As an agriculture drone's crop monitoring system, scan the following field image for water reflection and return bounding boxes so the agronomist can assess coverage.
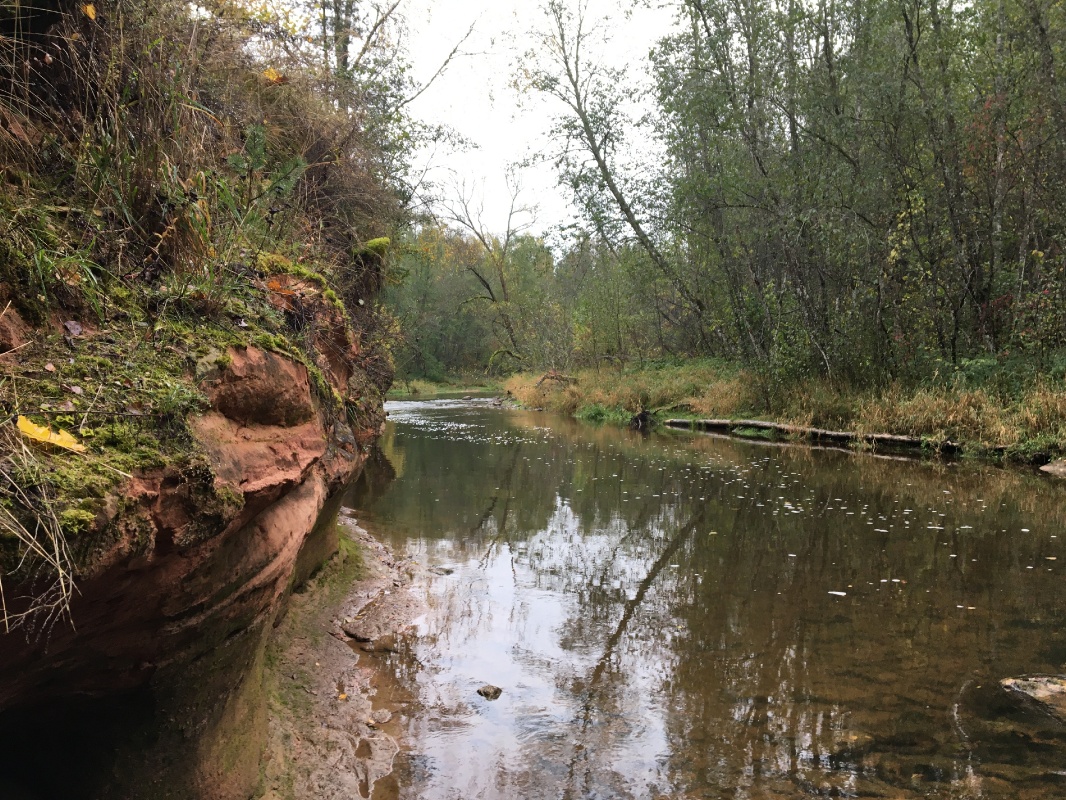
[352,399,1066,799]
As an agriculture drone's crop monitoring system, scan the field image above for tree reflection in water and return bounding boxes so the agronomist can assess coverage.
[349,399,1066,800]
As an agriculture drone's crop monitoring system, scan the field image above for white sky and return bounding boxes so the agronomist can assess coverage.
[401,0,677,238]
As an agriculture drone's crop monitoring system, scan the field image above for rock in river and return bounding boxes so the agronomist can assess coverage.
[1000,675,1066,721]
[477,684,503,700]
[1040,459,1066,477]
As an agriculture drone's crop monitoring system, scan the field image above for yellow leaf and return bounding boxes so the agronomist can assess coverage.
[17,416,87,453]
[81,4,97,20]
[262,67,286,85]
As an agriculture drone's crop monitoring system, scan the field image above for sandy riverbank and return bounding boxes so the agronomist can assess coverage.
[260,515,426,800]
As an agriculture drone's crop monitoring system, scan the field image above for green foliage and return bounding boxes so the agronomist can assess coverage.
[461,0,1066,403]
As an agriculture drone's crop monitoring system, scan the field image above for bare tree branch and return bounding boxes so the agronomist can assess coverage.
[399,19,479,109]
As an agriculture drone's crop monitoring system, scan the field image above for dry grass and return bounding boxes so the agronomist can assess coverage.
[507,362,1066,460]
[0,421,75,634]
[506,361,754,417]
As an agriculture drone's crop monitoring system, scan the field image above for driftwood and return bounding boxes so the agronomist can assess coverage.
[663,418,961,453]
[629,410,652,431]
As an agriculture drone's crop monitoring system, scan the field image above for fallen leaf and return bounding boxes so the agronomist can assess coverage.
[266,277,297,296]
[338,693,348,701]
[44,363,56,373]
[67,385,84,396]
[63,320,83,337]
[16,416,87,453]
[81,4,96,20]
[262,67,287,85]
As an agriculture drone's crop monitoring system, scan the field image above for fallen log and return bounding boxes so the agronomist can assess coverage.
[663,418,961,453]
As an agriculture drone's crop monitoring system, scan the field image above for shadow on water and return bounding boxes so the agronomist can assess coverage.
[352,399,1066,799]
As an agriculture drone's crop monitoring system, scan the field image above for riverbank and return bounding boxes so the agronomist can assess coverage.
[505,361,1066,463]
[261,515,425,800]
[387,376,501,399]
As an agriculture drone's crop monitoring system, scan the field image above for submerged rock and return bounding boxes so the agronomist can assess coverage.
[1040,459,1066,477]
[1001,675,1066,721]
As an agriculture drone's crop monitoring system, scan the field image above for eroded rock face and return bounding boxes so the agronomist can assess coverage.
[201,347,316,427]
[0,345,384,800]
[0,306,30,357]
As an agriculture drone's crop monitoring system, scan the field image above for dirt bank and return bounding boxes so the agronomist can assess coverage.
[261,515,426,800]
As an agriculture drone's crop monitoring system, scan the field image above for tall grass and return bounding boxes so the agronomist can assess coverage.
[0,0,399,323]
[506,361,1066,460]
[0,422,75,633]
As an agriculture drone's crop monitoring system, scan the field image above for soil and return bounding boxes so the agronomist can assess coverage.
[259,515,426,800]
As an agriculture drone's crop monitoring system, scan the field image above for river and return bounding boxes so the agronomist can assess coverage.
[348,398,1066,800]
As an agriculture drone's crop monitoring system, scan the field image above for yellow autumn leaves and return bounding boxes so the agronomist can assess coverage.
[262,67,287,85]
[15,416,87,454]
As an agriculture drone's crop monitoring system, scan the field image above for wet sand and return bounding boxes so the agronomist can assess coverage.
[260,516,425,800]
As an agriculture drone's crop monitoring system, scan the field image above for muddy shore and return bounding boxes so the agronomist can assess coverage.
[260,515,425,800]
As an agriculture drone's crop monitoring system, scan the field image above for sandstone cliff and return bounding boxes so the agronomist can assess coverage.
[0,324,387,799]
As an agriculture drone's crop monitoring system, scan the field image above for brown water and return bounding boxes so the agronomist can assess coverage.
[351,399,1066,800]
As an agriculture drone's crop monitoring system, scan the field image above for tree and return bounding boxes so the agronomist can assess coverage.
[440,173,536,365]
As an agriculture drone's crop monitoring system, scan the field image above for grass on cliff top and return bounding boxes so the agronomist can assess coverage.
[0,246,364,544]
[505,359,1066,462]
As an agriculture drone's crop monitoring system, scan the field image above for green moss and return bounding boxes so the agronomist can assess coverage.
[58,507,98,536]
[251,332,289,353]
[359,237,390,257]
[322,287,344,310]
[214,484,246,517]
[257,252,321,285]
[255,252,296,274]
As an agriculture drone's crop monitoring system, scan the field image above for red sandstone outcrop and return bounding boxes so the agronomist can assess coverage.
[0,344,385,800]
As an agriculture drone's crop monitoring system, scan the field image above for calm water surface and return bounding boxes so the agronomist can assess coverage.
[351,399,1066,800]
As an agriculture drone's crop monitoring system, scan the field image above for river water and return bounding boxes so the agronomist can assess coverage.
[350,398,1066,800]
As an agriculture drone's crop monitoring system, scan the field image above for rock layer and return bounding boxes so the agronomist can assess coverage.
[0,345,382,800]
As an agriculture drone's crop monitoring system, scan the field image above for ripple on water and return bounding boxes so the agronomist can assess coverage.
[351,401,1066,800]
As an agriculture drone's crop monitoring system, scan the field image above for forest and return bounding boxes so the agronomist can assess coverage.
[388,0,1066,438]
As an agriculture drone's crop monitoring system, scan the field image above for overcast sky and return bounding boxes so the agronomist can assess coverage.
[400,0,676,238]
